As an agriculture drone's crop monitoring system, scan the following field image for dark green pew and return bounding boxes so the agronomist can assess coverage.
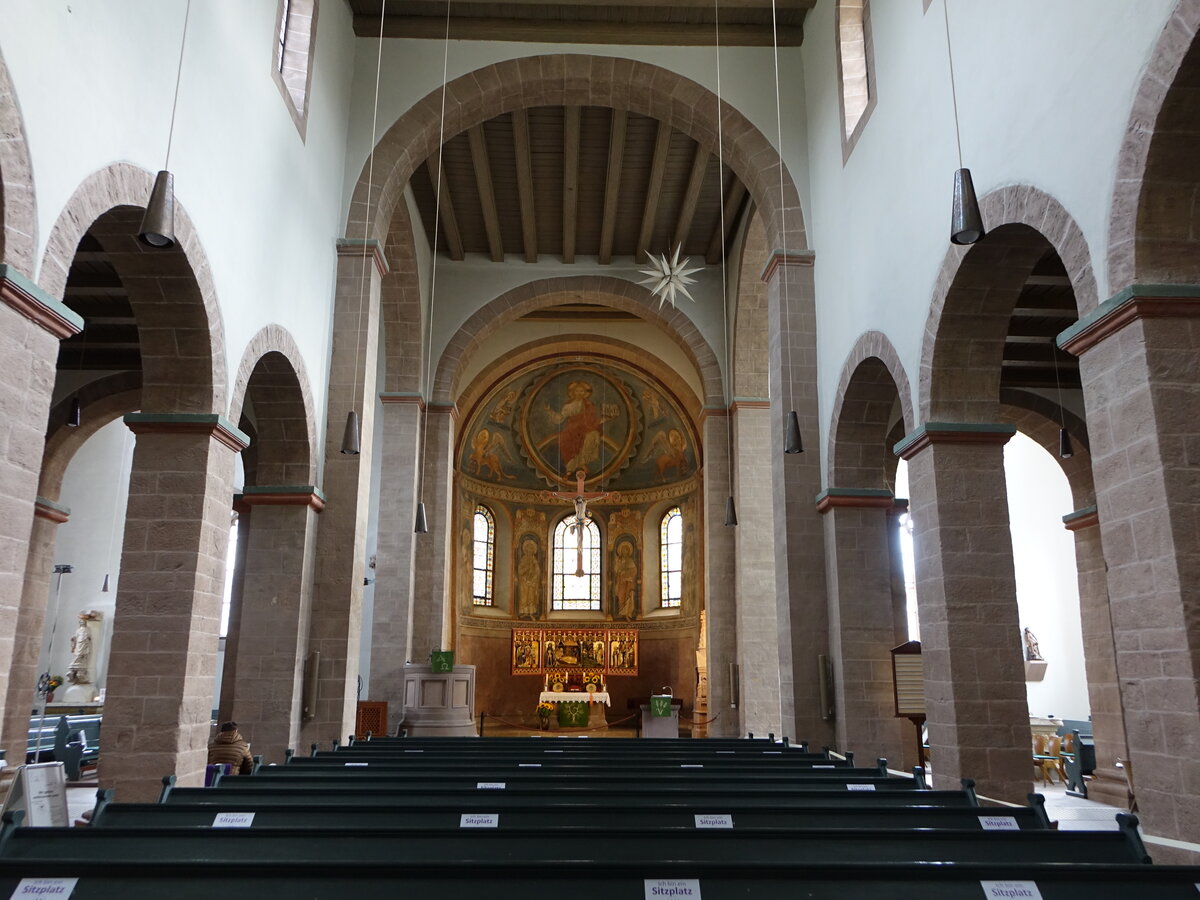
[280,754,879,776]
[6,859,1200,900]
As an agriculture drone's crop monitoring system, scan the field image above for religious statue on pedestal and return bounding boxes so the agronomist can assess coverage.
[67,610,101,686]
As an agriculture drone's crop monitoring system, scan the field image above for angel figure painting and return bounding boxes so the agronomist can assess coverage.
[641,427,690,482]
[468,427,518,481]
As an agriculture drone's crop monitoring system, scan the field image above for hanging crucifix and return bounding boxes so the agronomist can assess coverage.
[542,469,620,577]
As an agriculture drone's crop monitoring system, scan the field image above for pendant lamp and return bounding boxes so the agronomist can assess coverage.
[67,395,82,428]
[1051,335,1073,460]
[139,2,191,248]
[724,495,738,528]
[1058,428,1074,460]
[340,409,361,455]
[943,1,985,245]
[784,410,803,454]
[414,501,429,534]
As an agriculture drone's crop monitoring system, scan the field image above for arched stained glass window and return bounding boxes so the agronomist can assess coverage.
[552,515,601,611]
[660,507,683,608]
[472,505,495,606]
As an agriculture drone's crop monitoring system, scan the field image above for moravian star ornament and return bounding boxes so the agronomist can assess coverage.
[639,245,702,308]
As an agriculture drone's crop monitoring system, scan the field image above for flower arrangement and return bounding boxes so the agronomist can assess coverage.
[536,702,554,719]
[46,675,63,691]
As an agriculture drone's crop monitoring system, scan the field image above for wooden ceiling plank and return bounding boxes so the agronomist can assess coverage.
[672,144,710,251]
[598,109,628,265]
[563,105,581,264]
[636,121,673,262]
[358,17,805,46]
[468,124,506,262]
[705,178,746,264]
[511,109,539,263]
[426,157,465,261]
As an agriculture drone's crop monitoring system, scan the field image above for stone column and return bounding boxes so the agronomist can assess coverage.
[701,410,737,737]
[0,268,82,744]
[410,403,456,664]
[304,241,384,749]
[1060,288,1200,844]
[732,402,782,737]
[100,414,245,802]
[224,487,322,766]
[1062,506,1130,808]
[0,499,69,767]
[896,423,1032,803]
[818,489,908,767]
[370,394,422,715]
[764,251,829,745]
[216,500,251,722]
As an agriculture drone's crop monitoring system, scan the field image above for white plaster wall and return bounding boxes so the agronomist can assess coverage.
[802,0,1175,473]
[0,0,358,470]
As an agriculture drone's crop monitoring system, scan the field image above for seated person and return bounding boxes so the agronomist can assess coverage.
[207,721,253,775]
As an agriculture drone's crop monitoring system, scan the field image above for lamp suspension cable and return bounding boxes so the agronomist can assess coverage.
[1051,336,1073,460]
[138,0,191,248]
[713,0,736,528]
[942,0,985,245]
[414,0,453,534]
[341,0,388,455]
[771,0,801,455]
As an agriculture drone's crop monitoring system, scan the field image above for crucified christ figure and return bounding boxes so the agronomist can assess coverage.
[542,469,620,576]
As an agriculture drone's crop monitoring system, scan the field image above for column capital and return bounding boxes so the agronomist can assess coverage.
[760,249,816,283]
[427,401,459,421]
[730,398,770,414]
[1063,505,1099,532]
[380,392,425,409]
[34,496,70,523]
[893,422,1016,460]
[123,413,250,452]
[1058,284,1200,356]
[815,488,895,514]
[0,264,83,339]
[335,238,390,277]
[238,485,326,512]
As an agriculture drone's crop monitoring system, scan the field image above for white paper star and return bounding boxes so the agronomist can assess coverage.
[638,245,702,308]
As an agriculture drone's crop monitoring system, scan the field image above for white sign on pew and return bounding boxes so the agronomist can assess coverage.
[979,815,1020,831]
[212,812,255,828]
[694,814,733,829]
[460,813,499,828]
[979,881,1043,899]
[1,763,69,827]
[344,762,368,767]
[645,878,701,898]
[477,782,506,790]
[846,783,876,791]
[10,877,78,898]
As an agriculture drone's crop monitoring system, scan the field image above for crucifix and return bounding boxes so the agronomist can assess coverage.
[542,469,620,576]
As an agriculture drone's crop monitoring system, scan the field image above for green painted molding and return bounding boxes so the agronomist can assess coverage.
[0,264,85,332]
[1062,505,1098,525]
[123,413,251,449]
[1058,283,1200,347]
[815,488,894,502]
[242,485,326,502]
[893,422,1016,458]
[35,496,71,516]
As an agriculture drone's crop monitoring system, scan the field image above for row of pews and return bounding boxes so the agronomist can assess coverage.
[2,734,1200,897]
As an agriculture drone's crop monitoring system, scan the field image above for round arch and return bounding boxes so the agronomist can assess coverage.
[0,47,36,273]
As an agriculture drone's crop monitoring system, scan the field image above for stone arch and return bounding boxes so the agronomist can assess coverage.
[919,185,1099,422]
[1108,2,1200,289]
[733,211,770,400]
[229,325,318,486]
[997,391,1094,511]
[432,276,724,408]
[37,163,226,414]
[38,372,142,502]
[827,331,913,490]
[0,47,36,273]
[348,55,806,255]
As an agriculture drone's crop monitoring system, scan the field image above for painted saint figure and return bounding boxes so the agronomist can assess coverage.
[543,380,617,476]
[614,542,638,620]
[517,539,542,619]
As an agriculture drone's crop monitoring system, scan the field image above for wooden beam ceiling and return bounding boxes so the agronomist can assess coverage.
[468,124,505,262]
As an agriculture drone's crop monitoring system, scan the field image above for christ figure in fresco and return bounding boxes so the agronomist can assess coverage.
[543,380,617,476]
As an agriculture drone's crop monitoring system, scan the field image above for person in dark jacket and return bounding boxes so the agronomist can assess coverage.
[207,721,253,775]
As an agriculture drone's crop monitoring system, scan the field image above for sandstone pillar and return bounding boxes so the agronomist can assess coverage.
[897,423,1032,803]
[1061,287,1200,842]
[701,411,737,737]
[101,414,245,801]
[818,490,909,767]
[410,403,457,663]
[0,268,81,746]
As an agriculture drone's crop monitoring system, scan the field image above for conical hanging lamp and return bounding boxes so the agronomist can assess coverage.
[784,409,803,454]
[1051,336,1073,460]
[101,573,110,593]
[943,0,985,246]
[67,395,82,428]
[139,2,190,248]
[1058,428,1074,460]
[340,409,361,455]
[724,495,738,528]
[414,501,429,534]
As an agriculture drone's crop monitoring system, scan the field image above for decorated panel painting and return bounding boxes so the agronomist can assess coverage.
[510,628,638,676]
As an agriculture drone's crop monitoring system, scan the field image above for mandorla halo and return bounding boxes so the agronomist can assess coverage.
[638,245,702,308]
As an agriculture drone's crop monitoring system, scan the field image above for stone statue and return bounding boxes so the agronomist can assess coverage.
[1023,627,1043,661]
[517,539,541,619]
[67,611,98,685]
[614,542,637,620]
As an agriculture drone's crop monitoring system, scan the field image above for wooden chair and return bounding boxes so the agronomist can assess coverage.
[1032,734,1059,784]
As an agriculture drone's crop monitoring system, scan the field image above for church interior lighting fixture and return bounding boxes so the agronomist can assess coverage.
[138,0,191,248]
[639,245,702,308]
[943,0,985,245]
[414,0,454,533]
[1051,335,1073,460]
[341,0,389,456]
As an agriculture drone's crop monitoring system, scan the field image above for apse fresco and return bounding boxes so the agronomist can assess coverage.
[461,362,696,491]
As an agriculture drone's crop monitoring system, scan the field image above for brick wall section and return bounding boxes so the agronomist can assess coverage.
[380,204,423,394]
[0,49,36,274]
[100,424,241,802]
[902,435,1033,803]
[370,397,422,713]
[304,250,381,749]
[410,406,456,662]
[822,504,908,766]
[227,498,318,765]
[826,332,913,484]
[733,215,769,399]
[766,254,830,745]
[701,412,737,737]
[1072,311,1200,843]
[732,404,782,737]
